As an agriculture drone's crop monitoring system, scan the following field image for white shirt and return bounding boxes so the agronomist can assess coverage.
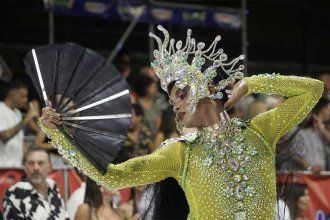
[0,102,24,167]
[274,199,291,220]
[299,129,326,170]
[3,178,67,220]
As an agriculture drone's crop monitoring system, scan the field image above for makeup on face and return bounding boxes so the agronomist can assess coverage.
[169,86,189,106]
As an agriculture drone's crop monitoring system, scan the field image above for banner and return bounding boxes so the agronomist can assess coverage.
[293,174,330,220]
[44,0,241,29]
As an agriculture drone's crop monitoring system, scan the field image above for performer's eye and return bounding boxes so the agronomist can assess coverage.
[169,87,189,105]
[177,91,187,100]
[176,87,189,101]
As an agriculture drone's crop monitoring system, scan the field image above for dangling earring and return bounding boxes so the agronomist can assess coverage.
[175,117,183,133]
[219,110,231,133]
[221,110,231,123]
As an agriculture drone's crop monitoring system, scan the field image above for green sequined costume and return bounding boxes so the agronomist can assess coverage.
[40,74,323,220]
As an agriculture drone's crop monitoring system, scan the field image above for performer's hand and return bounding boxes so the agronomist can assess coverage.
[224,79,248,110]
[41,107,62,129]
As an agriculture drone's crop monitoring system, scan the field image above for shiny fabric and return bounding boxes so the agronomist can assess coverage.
[40,74,323,220]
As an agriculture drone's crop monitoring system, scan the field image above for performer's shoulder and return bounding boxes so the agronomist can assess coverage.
[158,131,198,149]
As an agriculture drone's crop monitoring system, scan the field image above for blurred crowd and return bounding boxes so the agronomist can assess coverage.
[1,52,330,219]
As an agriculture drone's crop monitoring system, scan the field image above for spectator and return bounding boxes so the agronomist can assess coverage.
[287,183,310,220]
[318,72,330,100]
[139,66,159,83]
[117,103,144,160]
[247,98,268,119]
[34,129,66,167]
[66,170,87,220]
[120,186,152,220]
[274,183,291,220]
[2,148,66,219]
[115,52,131,80]
[275,199,291,220]
[153,108,179,149]
[0,80,38,167]
[133,75,162,152]
[74,177,124,220]
[298,97,330,172]
[139,66,169,111]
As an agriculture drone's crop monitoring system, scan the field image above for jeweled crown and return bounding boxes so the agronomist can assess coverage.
[149,25,245,112]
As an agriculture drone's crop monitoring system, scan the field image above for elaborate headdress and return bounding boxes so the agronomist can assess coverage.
[149,25,245,113]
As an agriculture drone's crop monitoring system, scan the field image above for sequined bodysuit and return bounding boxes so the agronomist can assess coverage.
[41,75,323,220]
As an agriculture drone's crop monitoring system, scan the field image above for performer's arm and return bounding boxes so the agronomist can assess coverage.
[244,74,323,149]
[40,122,185,189]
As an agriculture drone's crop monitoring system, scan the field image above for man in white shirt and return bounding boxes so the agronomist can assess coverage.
[0,80,38,167]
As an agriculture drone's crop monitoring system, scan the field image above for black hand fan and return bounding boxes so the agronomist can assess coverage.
[23,42,132,174]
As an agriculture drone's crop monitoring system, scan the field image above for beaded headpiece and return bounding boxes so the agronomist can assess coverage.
[149,25,245,113]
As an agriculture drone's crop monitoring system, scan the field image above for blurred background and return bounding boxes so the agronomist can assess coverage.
[1,0,330,81]
[1,1,330,219]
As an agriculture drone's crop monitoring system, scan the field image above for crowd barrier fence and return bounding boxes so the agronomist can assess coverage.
[1,168,329,219]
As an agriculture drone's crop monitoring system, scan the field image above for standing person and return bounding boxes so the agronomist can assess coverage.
[0,80,38,167]
[40,26,323,219]
[2,148,66,219]
[119,103,145,159]
[133,75,162,152]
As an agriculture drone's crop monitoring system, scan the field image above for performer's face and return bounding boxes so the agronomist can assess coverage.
[169,85,206,128]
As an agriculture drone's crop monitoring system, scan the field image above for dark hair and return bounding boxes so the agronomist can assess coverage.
[84,178,104,212]
[275,115,309,219]
[0,79,27,100]
[132,103,144,116]
[141,178,189,220]
[159,108,177,140]
[23,147,51,164]
[133,75,156,97]
[287,183,308,219]
[303,97,330,128]
[140,82,190,220]
[142,79,233,220]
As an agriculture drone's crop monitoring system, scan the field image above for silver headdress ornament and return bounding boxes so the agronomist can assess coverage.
[149,25,245,113]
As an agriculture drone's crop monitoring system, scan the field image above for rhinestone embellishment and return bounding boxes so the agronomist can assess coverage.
[197,116,258,217]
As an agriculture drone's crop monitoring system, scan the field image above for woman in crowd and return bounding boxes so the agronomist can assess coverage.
[133,75,162,153]
[40,26,323,219]
[74,177,125,220]
[287,183,310,220]
[152,108,180,150]
[298,97,330,173]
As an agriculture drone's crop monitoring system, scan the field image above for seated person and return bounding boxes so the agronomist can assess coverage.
[2,148,66,219]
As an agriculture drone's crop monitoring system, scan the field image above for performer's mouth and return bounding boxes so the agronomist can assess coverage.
[177,112,185,121]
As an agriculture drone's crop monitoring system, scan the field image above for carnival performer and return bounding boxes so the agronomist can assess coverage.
[39,26,323,219]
